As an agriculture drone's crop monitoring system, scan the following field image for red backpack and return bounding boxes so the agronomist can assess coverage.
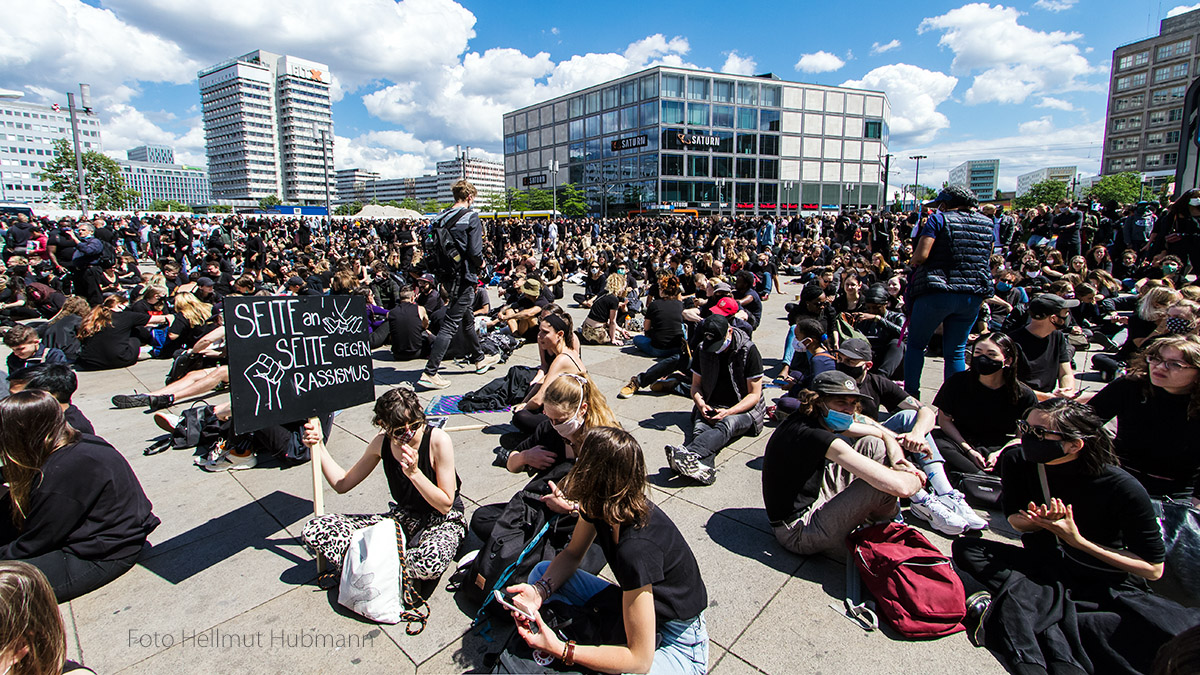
[847,522,966,639]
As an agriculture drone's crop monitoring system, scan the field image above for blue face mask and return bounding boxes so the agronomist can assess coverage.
[996,281,1012,292]
[823,408,855,432]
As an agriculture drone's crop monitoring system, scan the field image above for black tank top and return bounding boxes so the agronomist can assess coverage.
[381,424,463,517]
[388,303,425,353]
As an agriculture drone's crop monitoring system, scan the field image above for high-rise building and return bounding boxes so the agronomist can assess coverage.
[198,50,333,207]
[335,168,380,204]
[434,156,504,203]
[1016,165,1078,197]
[0,90,103,204]
[1104,7,1200,186]
[118,145,210,210]
[127,144,174,164]
[503,66,890,215]
[947,159,1000,201]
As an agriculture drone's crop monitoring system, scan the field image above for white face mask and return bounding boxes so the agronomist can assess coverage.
[1190,198,1200,207]
[552,399,585,438]
[715,336,732,354]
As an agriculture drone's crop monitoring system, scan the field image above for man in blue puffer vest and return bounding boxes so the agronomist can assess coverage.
[903,185,996,396]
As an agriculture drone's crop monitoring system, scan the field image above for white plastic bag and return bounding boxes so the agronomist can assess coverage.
[338,519,406,624]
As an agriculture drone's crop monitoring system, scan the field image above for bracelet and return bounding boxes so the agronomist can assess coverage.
[562,640,576,666]
[534,578,552,602]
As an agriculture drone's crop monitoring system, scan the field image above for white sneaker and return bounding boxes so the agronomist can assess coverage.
[908,494,969,536]
[940,491,989,531]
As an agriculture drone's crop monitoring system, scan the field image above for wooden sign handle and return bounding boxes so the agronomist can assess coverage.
[309,416,327,573]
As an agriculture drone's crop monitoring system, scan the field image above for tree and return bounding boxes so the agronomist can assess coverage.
[334,201,363,216]
[1013,179,1069,210]
[420,198,445,214]
[526,187,553,211]
[506,187,529,213]
[481,190,507,215]
[206,204,232,213]
[149,198,189,212]
[38,138,139,210]
[258,194,283,211]
[398,197,421,212]
[1083,172,1143,205]
[557,182,587,217]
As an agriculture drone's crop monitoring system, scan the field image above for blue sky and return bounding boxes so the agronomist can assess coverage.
[1,0,1190,191]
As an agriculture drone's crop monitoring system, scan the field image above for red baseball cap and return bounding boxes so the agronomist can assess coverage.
[712,297,739,317]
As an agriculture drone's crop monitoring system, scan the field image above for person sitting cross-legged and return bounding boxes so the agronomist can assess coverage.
[664,314,765,485]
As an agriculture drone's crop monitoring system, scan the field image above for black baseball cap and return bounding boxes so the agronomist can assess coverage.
[924,184,979,209]
[699,314,731,353]
[811,370,870,399]
[1029,293,1079,315]
[286,276,304,287]
[836,338,873,361]
[196,277,215,288]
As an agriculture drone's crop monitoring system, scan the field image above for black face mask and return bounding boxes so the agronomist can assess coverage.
[971,355,1004,375]
[836,362,866,380]
[1021,435,1068,463]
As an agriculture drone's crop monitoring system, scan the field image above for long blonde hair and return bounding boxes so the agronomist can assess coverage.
[173,291,212,328]
[543,373,620,430]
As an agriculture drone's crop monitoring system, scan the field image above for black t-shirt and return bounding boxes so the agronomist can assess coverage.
[77,311,149,370]
[645,298,685,350]
[1009,326,1068,392]
[1000,449,1164,586]
[933,371,1038,447]
[585,503,707,625]
[0,434,159,561]
[587,293,621,323]
[694,341,763,408]
[762,414,836,523]
[736,289,763,327]
[856,372,909,420]
[64,404,95,435]
[1089,376,1200,499]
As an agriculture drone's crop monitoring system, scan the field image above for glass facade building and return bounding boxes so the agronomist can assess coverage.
[502,66,890,215]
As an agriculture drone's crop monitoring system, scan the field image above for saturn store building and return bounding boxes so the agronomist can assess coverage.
[502,65,891,216]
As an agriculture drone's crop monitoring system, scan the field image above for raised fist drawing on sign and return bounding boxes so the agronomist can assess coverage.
[247,353,286,415]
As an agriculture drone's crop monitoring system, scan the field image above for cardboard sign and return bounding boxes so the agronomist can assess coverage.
[223,295,375,435]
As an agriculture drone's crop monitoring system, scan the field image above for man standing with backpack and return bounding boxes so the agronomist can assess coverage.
[419,180,500,390]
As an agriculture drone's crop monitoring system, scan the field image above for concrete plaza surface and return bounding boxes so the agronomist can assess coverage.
[15,283,1027,674]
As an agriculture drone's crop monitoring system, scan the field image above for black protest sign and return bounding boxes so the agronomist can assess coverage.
[223,295,375,435]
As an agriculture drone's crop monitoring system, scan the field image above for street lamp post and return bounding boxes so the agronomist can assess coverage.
[313,122,332,221]
[910,155,927,208]
[548,160,559,217]
[67,84,92,218]
[716,178,726,219]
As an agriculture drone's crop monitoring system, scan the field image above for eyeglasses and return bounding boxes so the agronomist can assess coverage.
[1147,354,1198,372]
[1016,420,1075,441]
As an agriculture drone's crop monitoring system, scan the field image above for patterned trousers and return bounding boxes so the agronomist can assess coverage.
[301,506,466,580]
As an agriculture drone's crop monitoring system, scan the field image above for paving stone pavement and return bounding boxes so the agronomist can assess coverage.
[3,280,1106,674]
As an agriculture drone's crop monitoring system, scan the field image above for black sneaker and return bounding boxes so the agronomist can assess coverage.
[112,393,151,409]
[147,394,175,411]
[964,591,992,647]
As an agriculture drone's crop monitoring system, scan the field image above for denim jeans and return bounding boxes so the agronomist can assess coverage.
[633,335,681,359]
[903,292,985,396]
[879,408,944,472]
[685,409,757,466]
[529,561,709,675]
[424,282,480,375]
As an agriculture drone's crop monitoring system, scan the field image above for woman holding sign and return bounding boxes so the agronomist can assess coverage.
[300,387,466,581]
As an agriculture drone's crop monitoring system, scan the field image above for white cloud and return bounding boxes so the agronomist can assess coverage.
[1034,0,1076,11]
[0,0,200,105]
[918,3,1099,105]
[550,27,559,35]
[841,64,958,145]
[795,51,846,73]
[1018,115,1054,134]
[1036,96,1076,111]
[1167,3,1200,17]
[721,51,757,76]
[896,120,1102,191]
[363,33,699,146]
[871,39,902,55]
[100,104,207,165]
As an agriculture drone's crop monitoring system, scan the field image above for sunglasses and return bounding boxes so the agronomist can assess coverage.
[387,422,421,439]
[1016,420,1077,441]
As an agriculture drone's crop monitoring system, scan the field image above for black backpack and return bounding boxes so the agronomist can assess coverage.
[422,209,468,279]
[457,461,605,615]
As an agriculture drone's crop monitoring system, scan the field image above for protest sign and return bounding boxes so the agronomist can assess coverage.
[224,295,375,436]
